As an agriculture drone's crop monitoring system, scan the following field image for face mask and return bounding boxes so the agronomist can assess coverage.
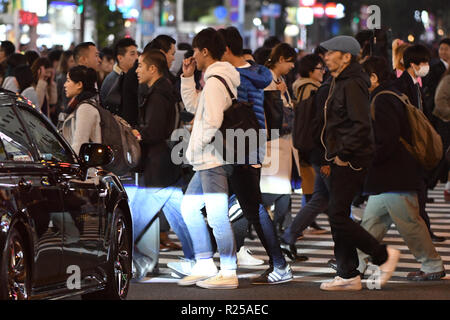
[415,64,430,78]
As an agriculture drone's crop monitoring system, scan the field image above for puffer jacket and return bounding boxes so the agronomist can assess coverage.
[236,61,272,163]
[322,62,374,169]
[236,62,272,130]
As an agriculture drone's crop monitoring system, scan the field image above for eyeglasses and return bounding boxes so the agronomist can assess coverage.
[314,66,326,71]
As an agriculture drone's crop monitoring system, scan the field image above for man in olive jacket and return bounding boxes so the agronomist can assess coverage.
[318,36,400,291]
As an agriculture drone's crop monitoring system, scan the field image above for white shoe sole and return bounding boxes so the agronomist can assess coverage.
[178,275,216,286]
[320,283,362,291]
[196,282,239,289]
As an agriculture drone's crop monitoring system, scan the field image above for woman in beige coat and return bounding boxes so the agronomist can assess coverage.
[31,57,57,120]
[61,66,101,155]
[260,43,299,233]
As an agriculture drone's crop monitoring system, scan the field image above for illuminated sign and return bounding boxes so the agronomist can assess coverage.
[23,0,48,17]
[19,10,39,26]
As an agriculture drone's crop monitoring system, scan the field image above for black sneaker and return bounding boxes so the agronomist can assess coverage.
[280,239,308,262]
[251,265,293,285]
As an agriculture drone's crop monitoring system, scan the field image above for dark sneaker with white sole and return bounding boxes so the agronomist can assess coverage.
[251,265,293,285]
[406,270,446,281]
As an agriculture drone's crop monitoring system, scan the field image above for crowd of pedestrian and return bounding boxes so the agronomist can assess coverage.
[0,27,448,291]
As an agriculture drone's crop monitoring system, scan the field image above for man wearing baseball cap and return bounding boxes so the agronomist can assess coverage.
[318,35,400,291]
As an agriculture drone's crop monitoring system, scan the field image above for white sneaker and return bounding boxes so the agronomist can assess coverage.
[196,271,239,289]
[379,247,400,286]
[237,246,264,266]
[320,276,362,291]
[167,258,195,276]
[177,259,218,286]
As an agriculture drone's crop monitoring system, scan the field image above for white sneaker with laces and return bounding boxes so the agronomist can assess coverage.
[320,276,362,291]
[237,246,264,266]
[177,259,218,286]
[196,271,239,289]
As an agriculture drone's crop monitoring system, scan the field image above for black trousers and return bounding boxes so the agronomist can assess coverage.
[229,165,285,268]
[328,165,388,279]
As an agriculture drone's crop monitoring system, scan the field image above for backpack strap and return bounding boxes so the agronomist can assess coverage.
[370,90,412,120]
[296,82,319,103]
[212,75,236,102]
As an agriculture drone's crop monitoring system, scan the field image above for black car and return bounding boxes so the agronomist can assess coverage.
[0,90,133,300]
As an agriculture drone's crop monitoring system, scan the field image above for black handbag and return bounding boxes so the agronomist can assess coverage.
[263,90,284,140]
[212,75,261,164]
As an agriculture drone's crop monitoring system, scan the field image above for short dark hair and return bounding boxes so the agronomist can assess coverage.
[24,50,40,67]
[218,26,243,56]
[298,54,324,78]
[403,44,430,69]
[48,49,63,64]
[100,47,114,61]
[265,43,296,69]
[7,53,27,69]
[73,42,96,63]
[263,36,281,49]
[145,35,176,53]
[141,49,167,74]
[362,56,394,84]
[439,38,450,47]
[192,28,226,61]
[13,65,34,93]
[114,38,137,61]
[178,42,192,51]
[254,47,271,66]
[1,41,15,57]
[68,65,98,93]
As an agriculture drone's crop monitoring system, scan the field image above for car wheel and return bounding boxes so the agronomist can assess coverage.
[82,208,132,300]
[0,228,30,300]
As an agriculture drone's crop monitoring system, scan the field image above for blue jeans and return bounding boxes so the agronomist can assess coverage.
[181,166,237,271]
[127,179,195,261]
[282,165,330,245]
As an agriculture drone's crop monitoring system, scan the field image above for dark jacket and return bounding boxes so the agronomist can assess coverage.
[394,70,432,119]
[122,60,140,127]
[236,61,272,130]
[139,77,181,188]
[363,81,421,194]
[323,62,374,169]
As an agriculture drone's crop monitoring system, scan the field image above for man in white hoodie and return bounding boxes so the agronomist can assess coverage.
[178,28,241,289]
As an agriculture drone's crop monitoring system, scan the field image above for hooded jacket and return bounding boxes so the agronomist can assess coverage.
[139,77,181,188]
[322,62,374,169]
[292,77,321,103]
[181,61,240,171]
[236,61,272,163]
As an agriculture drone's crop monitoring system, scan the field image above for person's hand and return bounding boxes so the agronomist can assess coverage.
[320,165,331,177]
[182,57,196,78]
[132,129,142,141]
[276,81,287,95]
[334,156,349,167]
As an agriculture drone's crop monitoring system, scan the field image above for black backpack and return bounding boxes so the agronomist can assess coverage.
[212,75,261,165]
[292,84,320,157]
[83,97,141,176]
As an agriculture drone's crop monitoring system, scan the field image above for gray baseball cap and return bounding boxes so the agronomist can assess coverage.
[320,36,361,56]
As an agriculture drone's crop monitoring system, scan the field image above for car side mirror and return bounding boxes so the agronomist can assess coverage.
[79,143,114,168]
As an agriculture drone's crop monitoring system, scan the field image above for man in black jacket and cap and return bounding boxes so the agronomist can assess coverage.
[318,36,400,291]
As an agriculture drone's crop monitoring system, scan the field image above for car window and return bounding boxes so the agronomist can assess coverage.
[17,106,77,164]
[0,106,34,162]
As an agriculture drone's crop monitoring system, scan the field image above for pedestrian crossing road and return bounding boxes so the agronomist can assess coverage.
[136,185,450,289]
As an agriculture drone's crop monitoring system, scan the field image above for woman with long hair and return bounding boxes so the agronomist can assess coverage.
[56,50,75,111]
[60,66,101,155]
[30,57,57,120]
[260,43,303,243]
